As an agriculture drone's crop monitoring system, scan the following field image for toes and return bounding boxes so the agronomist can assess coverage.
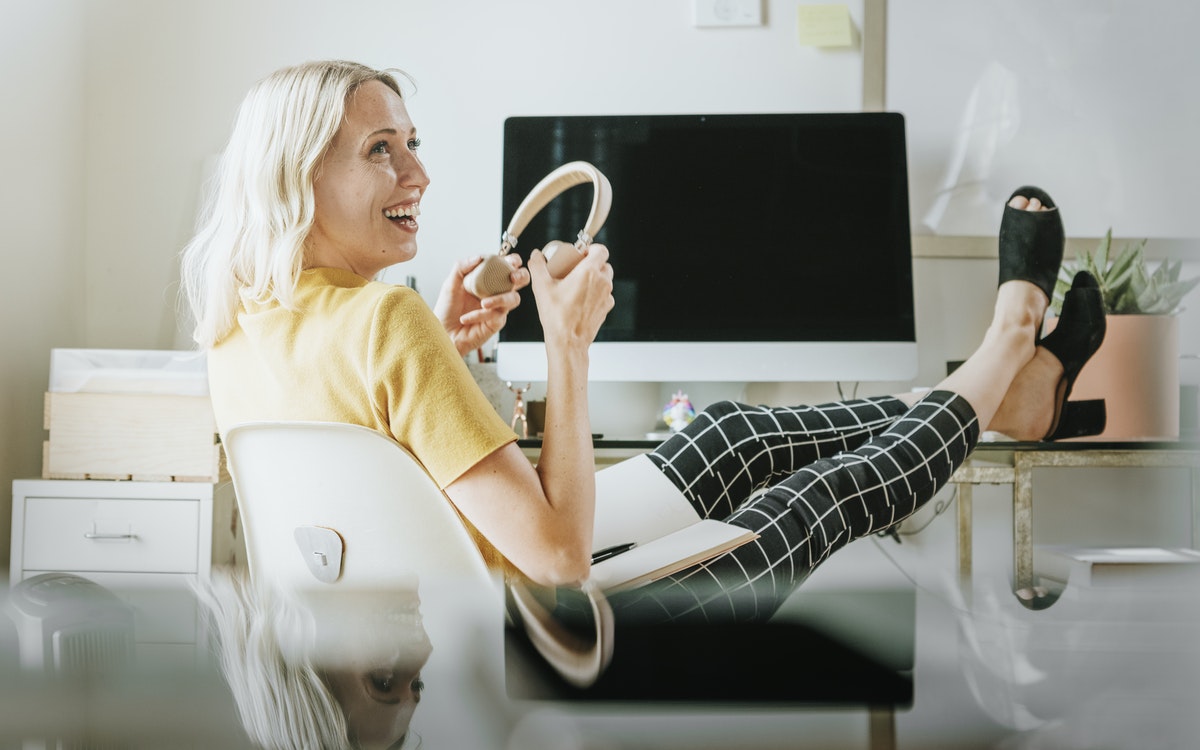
[1006,195,1050,212]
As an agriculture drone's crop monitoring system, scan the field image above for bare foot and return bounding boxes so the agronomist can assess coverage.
[987,347,1065,440]
[998,194,1054,318]
[987,193,1063,439]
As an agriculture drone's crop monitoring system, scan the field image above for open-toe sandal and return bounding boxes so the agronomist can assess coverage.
[998,185,1064,301]
[1039,270,1107,441]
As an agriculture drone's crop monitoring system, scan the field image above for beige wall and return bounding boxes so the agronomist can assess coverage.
[0,0,87,569]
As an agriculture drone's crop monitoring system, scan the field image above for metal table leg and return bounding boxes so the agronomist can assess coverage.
[1012,453,1035,597]
[956,481,973,604]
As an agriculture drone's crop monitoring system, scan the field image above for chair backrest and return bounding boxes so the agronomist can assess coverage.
[222,421,493,590]
[222,420,613,688]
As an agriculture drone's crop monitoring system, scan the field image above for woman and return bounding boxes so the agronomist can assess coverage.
[182,59,1105,624]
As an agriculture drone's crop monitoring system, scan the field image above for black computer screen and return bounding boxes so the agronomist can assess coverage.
[499,112,915,345]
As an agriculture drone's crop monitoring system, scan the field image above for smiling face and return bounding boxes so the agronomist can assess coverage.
[321,654,430,750]
[307,79,430,278]
[307,588,434,750]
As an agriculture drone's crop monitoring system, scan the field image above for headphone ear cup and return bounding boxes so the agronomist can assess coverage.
[543,240,586,279]
[463,255,515,298]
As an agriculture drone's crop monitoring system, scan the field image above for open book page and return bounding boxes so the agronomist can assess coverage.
[589,519,757,593]
[591,454,703,551]
[588,456,758,593]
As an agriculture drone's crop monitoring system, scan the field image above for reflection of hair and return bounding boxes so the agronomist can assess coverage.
[193,573,353,749]
[180,60,409,349]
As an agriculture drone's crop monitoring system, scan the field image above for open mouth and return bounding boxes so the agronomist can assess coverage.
[383,202,420,227]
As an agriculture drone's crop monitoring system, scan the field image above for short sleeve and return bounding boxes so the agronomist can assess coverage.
[366,289,517,488]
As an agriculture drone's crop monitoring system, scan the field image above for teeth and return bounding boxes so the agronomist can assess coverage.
[384,203,420,219]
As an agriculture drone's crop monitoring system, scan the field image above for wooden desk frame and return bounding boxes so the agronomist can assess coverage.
[951,443,1200,608]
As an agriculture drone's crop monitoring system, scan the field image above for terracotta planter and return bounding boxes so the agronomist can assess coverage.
[1045,314,1180,440]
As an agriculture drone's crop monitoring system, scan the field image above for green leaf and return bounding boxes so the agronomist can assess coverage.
[1107,241,1141,281]
[1093,228,1112,271]
[1047,232,1196,314]
[1163,259,1183,283]
[1136,279,1165,313]
[1158,276,1200,315]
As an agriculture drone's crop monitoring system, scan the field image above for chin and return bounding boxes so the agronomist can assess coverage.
[391,246,418,265]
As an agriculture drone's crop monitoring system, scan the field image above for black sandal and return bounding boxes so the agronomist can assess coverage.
[998,185,1064,301]
[1040,271,1107,441]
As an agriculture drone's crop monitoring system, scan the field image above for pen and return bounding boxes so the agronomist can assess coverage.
[590,542,636,565]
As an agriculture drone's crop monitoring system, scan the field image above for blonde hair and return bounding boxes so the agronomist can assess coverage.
[193,572,354,749]
[180,60,408,349]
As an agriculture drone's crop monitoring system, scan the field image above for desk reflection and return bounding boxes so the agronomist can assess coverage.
[0,570,510,750]
[197,574,433,750]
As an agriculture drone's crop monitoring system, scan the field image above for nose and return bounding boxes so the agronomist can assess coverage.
[397,151,430,192]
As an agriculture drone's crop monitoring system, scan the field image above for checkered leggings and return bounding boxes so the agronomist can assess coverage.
[607,390,978,623]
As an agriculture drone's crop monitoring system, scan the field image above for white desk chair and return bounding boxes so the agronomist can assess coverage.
[221,421,612,688]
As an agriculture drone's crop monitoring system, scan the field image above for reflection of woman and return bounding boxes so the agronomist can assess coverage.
[182,60,1105,624]
[196,574,431,750]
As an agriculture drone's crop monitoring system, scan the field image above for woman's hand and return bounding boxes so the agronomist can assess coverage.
[434,253,530,357]
[528,243,614,353]
[444,245,613,587]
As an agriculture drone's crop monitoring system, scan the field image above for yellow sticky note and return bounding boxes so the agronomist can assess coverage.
[797,4,855,47]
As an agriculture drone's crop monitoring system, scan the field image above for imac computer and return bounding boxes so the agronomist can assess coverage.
[495,112,917,383]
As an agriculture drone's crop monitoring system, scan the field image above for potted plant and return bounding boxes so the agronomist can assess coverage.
[1047,230,1199,440]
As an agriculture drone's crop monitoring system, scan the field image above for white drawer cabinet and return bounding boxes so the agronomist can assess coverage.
[10,478,243,650]
[22,496,201,573]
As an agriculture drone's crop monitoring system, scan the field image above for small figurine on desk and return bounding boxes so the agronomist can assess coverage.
[662,391,696,433]
[507,381,532,439]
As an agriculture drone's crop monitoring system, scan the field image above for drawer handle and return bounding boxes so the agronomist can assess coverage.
[83,532,139,540]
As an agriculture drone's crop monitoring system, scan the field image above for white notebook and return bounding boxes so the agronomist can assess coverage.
[587,456,757,593]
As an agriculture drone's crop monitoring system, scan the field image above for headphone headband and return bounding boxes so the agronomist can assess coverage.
[464,161,611,299]
[501,161,612,252]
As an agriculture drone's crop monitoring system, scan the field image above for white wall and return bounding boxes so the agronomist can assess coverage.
[890,0,1200,239]
[79,0,867,350]
[0,0,869,567]
[1,0,1196,569]
[0,0,87,568]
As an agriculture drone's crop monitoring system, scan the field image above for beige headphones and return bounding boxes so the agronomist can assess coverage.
[463,161,612,298]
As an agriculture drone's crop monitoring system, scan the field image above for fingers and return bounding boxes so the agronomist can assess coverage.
[477,289,522,313]
[457,255,484,276]
[506,256,530,292]
[527,242,615,348]
[527,248,550,286]
[530,242,613,291]
[459,306,509,328]
[582,242,609,262]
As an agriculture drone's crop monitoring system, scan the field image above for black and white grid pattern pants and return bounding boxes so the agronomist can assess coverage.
[606,390,979,624]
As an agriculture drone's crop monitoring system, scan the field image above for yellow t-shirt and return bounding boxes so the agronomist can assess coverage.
[208,267,517,490]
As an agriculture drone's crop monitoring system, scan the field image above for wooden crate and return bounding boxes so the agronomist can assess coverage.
[43,392,222,482]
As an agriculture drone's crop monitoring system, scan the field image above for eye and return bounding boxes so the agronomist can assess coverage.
[370,140,391,156]
[367,672,396,691]
[407,137,422,152]
[412,675,424,702]
[368,669,398,694]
